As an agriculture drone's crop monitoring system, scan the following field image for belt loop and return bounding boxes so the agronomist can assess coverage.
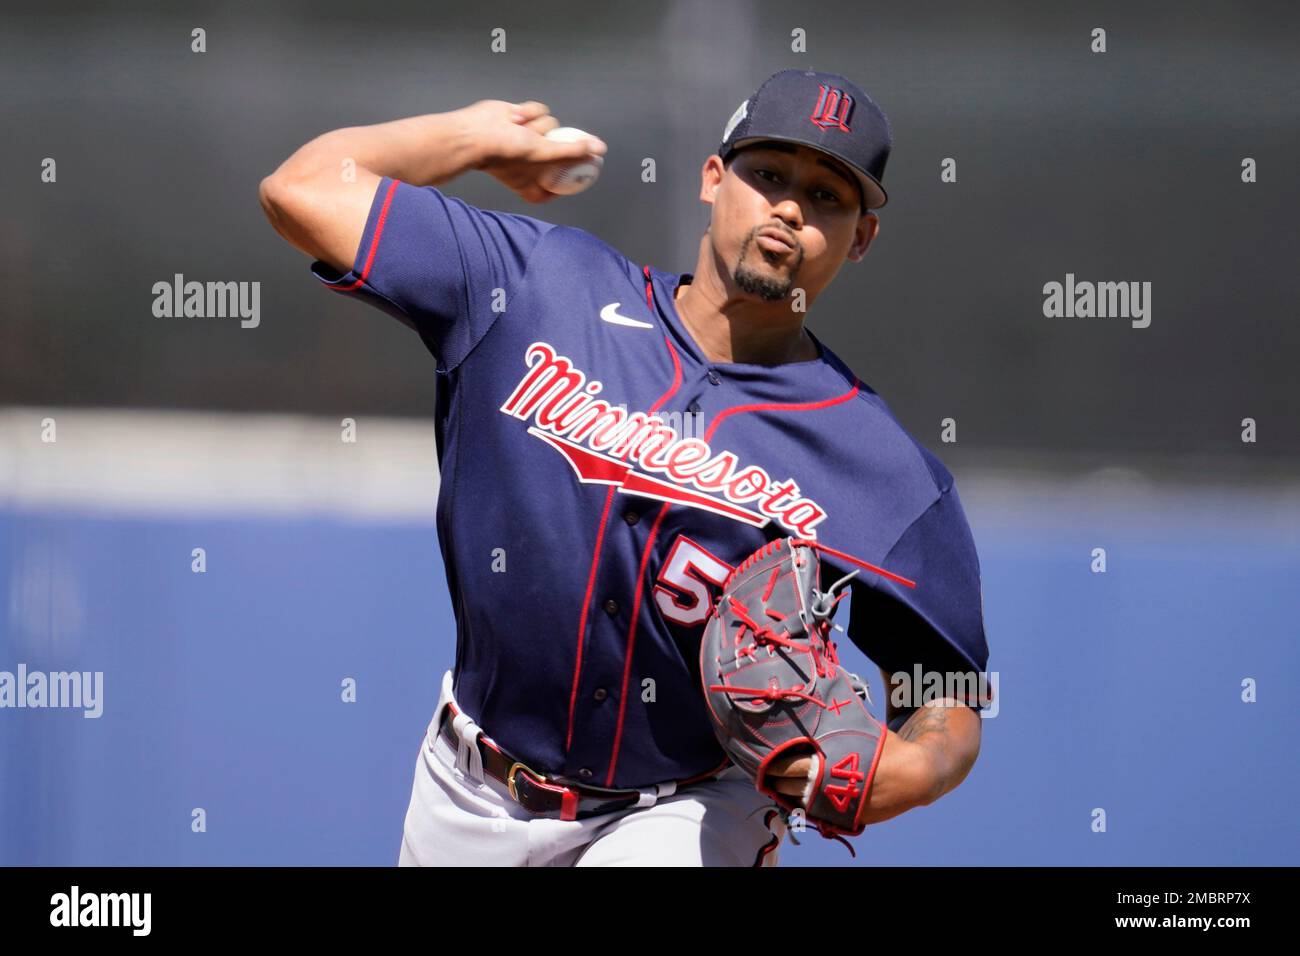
[430,670,456,745]
[435,670,487,786]
[451,711,486,784]
[633,780,678,809]
[560,788,580,822]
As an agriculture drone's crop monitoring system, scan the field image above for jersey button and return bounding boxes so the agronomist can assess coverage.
[706,369,721,386]
[623,510,639,526]
[593,687,608,701]
[603,598,619,615]
[687,400,701,414]
[578,768,594,779]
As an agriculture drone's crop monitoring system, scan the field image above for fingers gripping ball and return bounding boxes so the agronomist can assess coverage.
[541,127,604,195]
[699,537,898,854]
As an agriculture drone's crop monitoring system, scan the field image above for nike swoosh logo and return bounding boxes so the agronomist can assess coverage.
[600,303,655,329]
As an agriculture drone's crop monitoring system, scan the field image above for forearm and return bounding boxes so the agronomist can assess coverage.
[270,109,481,188]
[260,108,483,268]
[861,701,981,825]
[259,99,601,278]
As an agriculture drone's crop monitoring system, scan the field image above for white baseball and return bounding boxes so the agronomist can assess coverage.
[540,126,604,196]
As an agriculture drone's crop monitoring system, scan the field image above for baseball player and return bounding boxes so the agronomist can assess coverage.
[259,69,990,866]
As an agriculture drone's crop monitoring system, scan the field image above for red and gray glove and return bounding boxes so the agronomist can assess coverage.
[699,536,914,849]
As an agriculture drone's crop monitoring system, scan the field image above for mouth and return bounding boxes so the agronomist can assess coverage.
[755,228,796,255]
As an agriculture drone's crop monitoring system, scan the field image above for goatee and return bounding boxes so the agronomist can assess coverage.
[733,231,802,302]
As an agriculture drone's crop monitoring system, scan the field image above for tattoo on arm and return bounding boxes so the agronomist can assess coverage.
[897,705,949,743]
[894,703,982,804]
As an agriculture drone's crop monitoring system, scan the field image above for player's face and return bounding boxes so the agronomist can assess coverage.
[703,144,877,304]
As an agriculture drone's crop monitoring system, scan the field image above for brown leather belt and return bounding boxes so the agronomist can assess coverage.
[436,703,727,822]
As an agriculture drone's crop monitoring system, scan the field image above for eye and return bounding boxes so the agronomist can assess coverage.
[756,168,839,202]
[753,167,841,204]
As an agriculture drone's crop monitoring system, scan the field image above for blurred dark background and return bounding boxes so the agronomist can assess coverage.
[3,0,1297,467]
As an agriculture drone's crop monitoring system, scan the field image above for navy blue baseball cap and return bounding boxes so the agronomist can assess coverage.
[718,69,892,211]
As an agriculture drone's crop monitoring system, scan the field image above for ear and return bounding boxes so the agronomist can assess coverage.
[700,155,725,206]
[846,212,880,263]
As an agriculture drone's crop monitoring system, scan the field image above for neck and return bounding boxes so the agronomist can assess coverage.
[675,237,818,366]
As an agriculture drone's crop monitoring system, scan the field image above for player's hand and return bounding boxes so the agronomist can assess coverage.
[764,752,815,797]
[459,99,607,204]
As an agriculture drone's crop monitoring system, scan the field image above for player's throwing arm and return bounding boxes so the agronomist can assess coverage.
[258,100,607,274]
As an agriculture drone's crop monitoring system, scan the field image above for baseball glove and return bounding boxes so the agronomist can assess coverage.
[699,536,916,853]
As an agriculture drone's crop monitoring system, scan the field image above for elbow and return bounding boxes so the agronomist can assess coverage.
[258,170,317,248]
[921,741,980,807]
[258,172,292,230]
[259,133,341,227]
[918,765,946,808]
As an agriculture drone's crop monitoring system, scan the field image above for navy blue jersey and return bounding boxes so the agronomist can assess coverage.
[311,177,989,789]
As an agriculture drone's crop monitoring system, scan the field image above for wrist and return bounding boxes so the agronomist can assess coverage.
[394,110,484,186]
[441,108,488,175]
[338,110,485,188]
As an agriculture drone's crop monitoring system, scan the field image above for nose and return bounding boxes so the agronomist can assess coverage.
[770,197,803,231]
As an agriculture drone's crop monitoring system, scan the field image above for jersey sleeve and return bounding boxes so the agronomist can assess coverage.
[845,481,992,723]
[309,176,558,373]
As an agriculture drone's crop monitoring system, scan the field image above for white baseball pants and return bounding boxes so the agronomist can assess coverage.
[397,671,786,866]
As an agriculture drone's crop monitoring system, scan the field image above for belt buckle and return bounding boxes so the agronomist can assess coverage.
[507,760,543,803]
[506,761,586,821]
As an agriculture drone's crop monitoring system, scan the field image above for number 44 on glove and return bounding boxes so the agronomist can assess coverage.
[699,536,917,855]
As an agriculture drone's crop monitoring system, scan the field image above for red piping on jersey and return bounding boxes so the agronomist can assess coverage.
[564,489,617,754]
[326,178,400,292]
[703,384,860,443]
[604,498,673,787]
[603,266,858,785]
[564,311,684,757]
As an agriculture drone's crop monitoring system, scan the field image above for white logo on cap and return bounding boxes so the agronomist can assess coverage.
[721,99,748,143]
